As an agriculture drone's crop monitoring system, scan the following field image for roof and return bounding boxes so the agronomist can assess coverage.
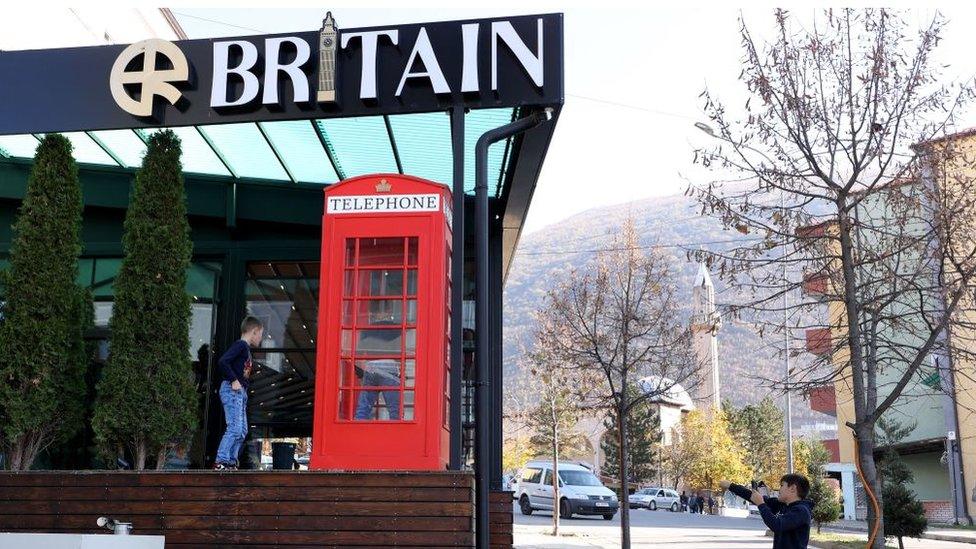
[914,126,976,148]
[0,108,518,197]
[521,461,593,471]
[638,376,695,410]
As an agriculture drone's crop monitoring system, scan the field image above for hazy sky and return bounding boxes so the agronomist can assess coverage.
[171,6,976,235]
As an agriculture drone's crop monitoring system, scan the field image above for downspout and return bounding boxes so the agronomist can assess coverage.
[919,145,972,525]
[474,108,552,548]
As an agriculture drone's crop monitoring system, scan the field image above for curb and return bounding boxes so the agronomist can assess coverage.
[826,524,976,545]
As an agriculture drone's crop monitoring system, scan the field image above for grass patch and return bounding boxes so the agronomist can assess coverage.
[810,532,896,549]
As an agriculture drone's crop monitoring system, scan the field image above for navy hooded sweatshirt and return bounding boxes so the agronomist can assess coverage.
[218,339,253,388]
[729,483,813,549]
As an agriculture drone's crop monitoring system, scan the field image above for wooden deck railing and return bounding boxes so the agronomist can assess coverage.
[0,470,504,548]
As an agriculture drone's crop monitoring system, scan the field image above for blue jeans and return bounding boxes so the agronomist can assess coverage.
[355,369,401,420]
[216,380,248,465]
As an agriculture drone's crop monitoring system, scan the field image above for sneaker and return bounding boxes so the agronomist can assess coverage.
[213,462,230,471]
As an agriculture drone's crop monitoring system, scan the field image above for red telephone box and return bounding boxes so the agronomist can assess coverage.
[310,174,452,470]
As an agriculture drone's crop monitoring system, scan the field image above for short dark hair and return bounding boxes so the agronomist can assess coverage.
[780,473,810,499]
[241,316,263,334]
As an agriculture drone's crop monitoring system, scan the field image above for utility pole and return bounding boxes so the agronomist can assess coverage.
[782,185,794,474]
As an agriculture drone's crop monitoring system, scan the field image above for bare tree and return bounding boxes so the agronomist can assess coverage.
[533,219,700,549]
[691,9,976,546]
[525,349,588,536]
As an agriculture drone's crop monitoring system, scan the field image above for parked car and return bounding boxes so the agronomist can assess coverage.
[502,473,518,498]
[516,461,618,520]
[628,487,680,511]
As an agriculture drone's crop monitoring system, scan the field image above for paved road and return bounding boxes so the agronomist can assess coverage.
[513,502,976,548]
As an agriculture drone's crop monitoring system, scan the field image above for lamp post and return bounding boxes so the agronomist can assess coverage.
[695,122,794,473]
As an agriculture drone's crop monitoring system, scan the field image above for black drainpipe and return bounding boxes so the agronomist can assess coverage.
[474,108,551,548]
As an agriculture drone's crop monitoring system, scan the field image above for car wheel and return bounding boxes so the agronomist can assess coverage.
[559,498,573,519]
[650,500,657,511]
[603,513,615,521]
[519,495,533,516]
[671,502,679,512]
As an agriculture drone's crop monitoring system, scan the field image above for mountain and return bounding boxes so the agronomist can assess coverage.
[503,191,833,431]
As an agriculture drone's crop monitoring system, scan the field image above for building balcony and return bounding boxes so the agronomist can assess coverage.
[822,438,840,462]
[805,327,832,356]
[802,272,830,298]
[806,384,837,417]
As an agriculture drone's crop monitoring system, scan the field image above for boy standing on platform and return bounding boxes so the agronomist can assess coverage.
[214,316,264,470]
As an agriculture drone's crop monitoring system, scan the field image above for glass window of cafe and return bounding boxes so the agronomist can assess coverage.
[238,261,319,469]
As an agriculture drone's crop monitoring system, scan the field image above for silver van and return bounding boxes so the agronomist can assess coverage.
[516,461,618,520]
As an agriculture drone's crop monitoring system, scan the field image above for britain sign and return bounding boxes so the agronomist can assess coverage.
[0,12,563,135]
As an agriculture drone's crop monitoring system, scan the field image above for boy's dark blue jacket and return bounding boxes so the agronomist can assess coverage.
[729,483,813,549]
[218,339,253,388]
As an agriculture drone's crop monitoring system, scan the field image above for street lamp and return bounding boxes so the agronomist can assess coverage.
[695,122,795,474]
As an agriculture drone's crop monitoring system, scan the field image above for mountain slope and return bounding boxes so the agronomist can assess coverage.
[503,192,830,429]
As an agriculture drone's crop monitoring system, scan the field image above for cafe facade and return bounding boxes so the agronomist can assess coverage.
[0,11,563,548]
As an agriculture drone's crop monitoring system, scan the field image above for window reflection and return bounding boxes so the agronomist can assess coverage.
[244,262,319,434]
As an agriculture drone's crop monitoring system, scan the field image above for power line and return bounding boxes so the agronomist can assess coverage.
[566,93,700,121]
[516,236,761,257]
[172,11,269,34]
[519,212,710,250]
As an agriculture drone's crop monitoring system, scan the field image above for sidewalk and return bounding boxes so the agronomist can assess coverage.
[513,526,608,549]
[825,519,976,545]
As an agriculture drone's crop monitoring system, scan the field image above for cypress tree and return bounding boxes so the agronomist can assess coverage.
[0,134,85,470]
[93,130,196,470]
[878,418,927,549]
[601,390,660,484]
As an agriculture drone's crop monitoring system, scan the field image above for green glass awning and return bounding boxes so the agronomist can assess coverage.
[0,108,517,197]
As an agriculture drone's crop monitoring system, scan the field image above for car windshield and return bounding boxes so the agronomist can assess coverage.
[558,470,602,486]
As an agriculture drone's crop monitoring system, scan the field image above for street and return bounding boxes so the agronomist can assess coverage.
[514,502,976,548]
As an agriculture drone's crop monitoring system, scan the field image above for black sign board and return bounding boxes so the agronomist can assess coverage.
[0,13,563,135]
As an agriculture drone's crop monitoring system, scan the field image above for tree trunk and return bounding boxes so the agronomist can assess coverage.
[7,436,25,471]
[551,414,560,536]
[856,427,885,549]
[618,396,631,549]
[155,446,169,471]
[134,439,147,471]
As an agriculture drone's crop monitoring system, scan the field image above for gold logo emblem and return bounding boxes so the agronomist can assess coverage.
[375,179,392,193]
[110,39,189,117]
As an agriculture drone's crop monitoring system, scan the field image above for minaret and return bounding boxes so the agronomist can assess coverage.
[317,12,338,103]
[690,260,721,410]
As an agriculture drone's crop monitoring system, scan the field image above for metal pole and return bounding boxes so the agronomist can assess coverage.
[919,157,971,524]
[474,109,550,549]
[782,189,794,474]
[784,288,794,473]
[449,107,465,470]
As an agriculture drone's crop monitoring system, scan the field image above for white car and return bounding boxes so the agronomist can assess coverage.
[516,461,618,520]
[629,487,680,511]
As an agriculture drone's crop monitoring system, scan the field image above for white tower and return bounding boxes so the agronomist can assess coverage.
[690,260,721,410]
